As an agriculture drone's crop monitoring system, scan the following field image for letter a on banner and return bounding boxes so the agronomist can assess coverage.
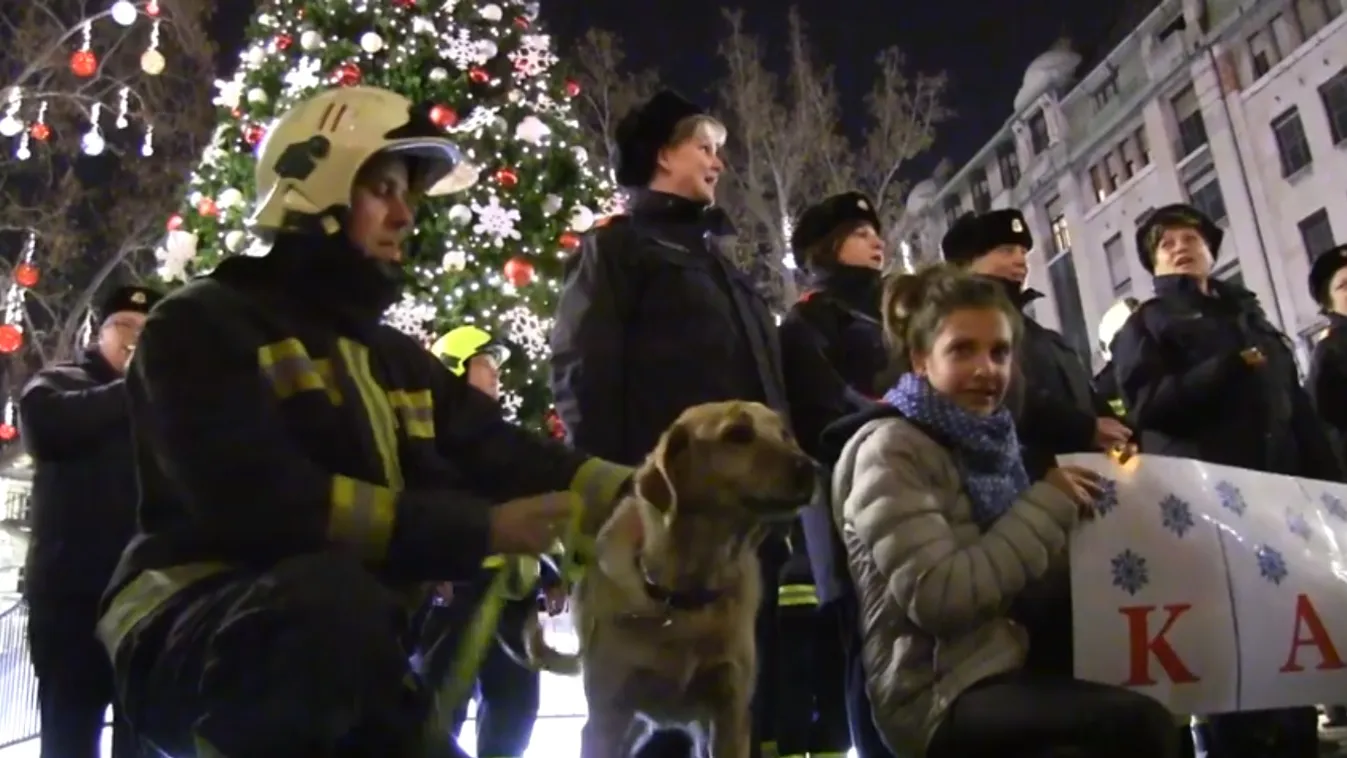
[1281,594,1346,673]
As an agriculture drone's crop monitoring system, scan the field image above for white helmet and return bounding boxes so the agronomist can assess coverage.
[1097,296,1141,359]
[247,86,479,240]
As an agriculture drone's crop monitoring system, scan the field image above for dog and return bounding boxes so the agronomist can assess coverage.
[524,400,819,758]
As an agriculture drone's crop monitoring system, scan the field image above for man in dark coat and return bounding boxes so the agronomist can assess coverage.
[1112,204,1339,758]
[550,90,858,758]
[19,283,161,758]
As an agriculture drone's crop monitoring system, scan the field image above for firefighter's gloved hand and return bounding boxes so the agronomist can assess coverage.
[488,492,574,554]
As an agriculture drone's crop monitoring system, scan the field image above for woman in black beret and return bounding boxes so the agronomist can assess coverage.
[1307,244,1347,474]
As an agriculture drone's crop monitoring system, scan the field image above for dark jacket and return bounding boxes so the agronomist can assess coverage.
[780,267,887,398]
[19,348,137,598]
[991,279,1113,479]
[1111,275,1340,480]
[111,252,625,601]
[1308,313,1347,467]
[549,190,854,465]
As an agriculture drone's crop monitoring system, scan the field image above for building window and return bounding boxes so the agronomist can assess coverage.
[1172,84,1208,158]
[1028,110,1051,155]
[1046,196,1071,256]
[1294,0,1340,37]
[1104,233,1130,293]
[1089,164,1112,203]
[1133,126,1151,166]
[942,194,964,227]
[970,169,991,213]
[1048,252,1092,361]
[1185,170,1228,224]
[1321,68,1347,145]
[1093,72,1120,111]
[1248,24,1282,79]
[1298,208,1337,260]
[1271,107,1314,176]
[996,142,1021,188]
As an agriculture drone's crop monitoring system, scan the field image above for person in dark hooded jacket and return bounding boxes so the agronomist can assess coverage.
[1306,244,1347,468]
[1110,203,1339,758]
[19,283,161,758]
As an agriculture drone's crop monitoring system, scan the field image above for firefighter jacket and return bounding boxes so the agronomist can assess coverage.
[1112,274,1341,480]
[99,253,630,651]
[780,266,886,398]
[19,348,137,598]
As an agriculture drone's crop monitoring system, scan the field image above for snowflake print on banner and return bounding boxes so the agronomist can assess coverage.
[1322,493,1347,523]
[1214,480,1247,517]
[1286,507,1312,542]
[510,34,558,77]
[1111,548,1150,596]
[1256,544,1289,585]
[1159,493,1195,538]
[1093,477,1120,517]
[471,196,521,241]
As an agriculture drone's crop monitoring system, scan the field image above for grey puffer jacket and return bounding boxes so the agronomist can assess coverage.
[830,413,1080,755]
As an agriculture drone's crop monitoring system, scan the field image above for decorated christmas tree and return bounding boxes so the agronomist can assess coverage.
[159,0,616,431]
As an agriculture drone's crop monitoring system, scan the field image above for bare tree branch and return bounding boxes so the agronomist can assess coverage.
[0,0,216,406]
[564,27,661,182]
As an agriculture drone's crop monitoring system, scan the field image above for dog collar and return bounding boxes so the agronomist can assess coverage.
[636,555,722,611]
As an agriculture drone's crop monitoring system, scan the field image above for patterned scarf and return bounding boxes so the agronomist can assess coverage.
[883,372,1030,529]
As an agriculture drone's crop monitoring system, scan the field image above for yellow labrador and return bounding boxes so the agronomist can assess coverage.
[525,400,818,758]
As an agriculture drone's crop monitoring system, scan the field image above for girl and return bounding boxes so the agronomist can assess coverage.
[827,264,1179,758]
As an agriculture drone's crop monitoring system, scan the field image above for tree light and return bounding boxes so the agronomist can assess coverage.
[81,129,105,155]
[0,116,21,137]
[110,0,138,26]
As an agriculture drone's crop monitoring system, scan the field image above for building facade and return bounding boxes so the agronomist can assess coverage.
[900,0,1347,371]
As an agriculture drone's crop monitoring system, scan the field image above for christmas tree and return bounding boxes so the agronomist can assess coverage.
[159,0,616,432]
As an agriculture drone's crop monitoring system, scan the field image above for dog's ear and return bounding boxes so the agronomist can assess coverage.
[636,423,689,513]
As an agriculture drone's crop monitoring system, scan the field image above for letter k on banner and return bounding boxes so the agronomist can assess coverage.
[1064,453,1347,715]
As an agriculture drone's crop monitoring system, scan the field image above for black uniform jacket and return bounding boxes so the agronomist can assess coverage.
[993,279,1114,479]
[104,254,630,625]
[1111,275,1340,480]
[550,190,854,466]
[780,266,887,399]
[1308,313,1347,466]
[19,348,138,598]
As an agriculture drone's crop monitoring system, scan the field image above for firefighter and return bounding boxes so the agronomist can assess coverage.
[19,284,161,758]
[421,326,565,758]
[95,85,631,758]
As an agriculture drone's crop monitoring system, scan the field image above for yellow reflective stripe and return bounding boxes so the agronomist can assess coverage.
[329,475,397,561]
[256,339,328,400]
[193,734,229,757]
[336,338,403,490]
[387,389,434,439]
[428,568,512,733]
[569,459,633,514]
[96,563,229,656]
[312,358,342,404]
[778,583,818,607]
[1109,398,1126,416]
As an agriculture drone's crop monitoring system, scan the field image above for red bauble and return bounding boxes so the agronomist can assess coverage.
[468,67,489,84]
[495,167,518,187]
[29,123,50,141]
[335,61,362,86]
[0,324,22,354]
[0,423,16,442]
[70,50,97,78]
[429,105,458,128]
[544,409,565,439]
[197,197,218,217]
[14,262,39,288]
[166,214,184,231]
[393,0,416,6]
[513,16,530,29]
[559,232,581,250]
[503,256,534,287]
[145,0,160,16]
[243,124,265,146]
[275,33,293,50]
[564,79,580,97]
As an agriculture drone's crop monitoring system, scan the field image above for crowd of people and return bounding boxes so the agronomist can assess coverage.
[16,79,1347,758]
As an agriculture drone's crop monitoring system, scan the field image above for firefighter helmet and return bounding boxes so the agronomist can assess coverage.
[247,86,479,240]
[1097,296,1141,359]
[430,326,511,376]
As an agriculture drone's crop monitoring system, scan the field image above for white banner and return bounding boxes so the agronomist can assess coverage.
[1066,453,1347,715]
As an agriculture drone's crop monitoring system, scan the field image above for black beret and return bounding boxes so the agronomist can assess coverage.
[613,90,708,188]
[96,285,162,324]
[790,192,881,270]
[1134,203,1223,273]
[1308,244,1347,308]
[941,208,1033,265]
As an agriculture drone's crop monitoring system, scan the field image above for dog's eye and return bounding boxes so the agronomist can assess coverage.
[720,421,756,445]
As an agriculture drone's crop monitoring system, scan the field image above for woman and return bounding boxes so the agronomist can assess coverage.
[827,264,1179,758]
[1307,244,1347,466]
[1111,204,1338,758]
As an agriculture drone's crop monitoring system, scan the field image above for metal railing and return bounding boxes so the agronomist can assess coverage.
[0,600,38,749]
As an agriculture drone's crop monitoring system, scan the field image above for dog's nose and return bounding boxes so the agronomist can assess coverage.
[792,457,820,491]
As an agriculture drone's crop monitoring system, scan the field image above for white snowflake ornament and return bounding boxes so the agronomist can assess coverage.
[471,197,521,241]
[510,35,557,77]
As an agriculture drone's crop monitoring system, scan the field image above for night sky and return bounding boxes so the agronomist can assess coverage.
[212,0,1132,179]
